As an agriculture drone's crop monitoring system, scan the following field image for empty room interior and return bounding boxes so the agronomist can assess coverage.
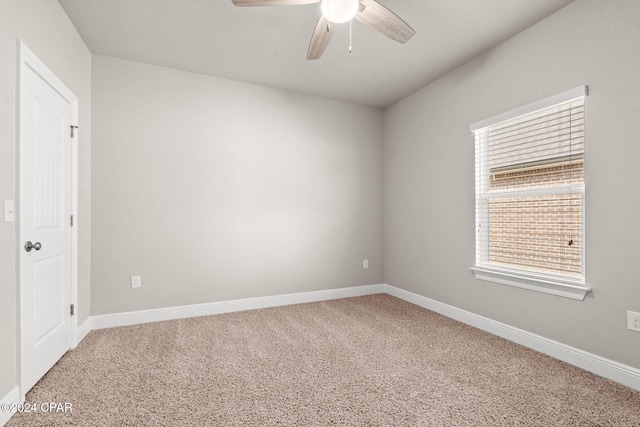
[2,0,640,425]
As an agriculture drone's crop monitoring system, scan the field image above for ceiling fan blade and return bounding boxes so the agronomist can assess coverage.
[355,0,415,44]
[232,0,319,6]
[307,15,335,60]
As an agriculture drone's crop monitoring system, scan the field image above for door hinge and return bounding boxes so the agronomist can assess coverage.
[70,304,75,316]
[70,125,78,138]
[70,215,74,227]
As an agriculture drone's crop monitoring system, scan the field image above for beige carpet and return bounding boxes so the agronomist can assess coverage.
[8,294,640,426]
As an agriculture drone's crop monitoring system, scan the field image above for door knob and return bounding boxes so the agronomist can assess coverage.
[25,241,42,252]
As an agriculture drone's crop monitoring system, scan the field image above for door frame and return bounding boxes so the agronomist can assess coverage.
[16,41,79,401]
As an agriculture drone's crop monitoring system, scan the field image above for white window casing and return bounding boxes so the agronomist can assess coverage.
[470,86,591,300]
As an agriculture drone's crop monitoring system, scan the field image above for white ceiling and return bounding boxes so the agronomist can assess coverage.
[58,0,575,108]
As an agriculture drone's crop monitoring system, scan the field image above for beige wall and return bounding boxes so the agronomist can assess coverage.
[90,56,384,315]
[384,0,640,368]
[0,0,91,400]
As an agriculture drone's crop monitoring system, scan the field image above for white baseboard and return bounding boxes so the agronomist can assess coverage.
[91,284,386,330]
[383,284,640,392]
[0,387,20,427]
[78,317,92,343]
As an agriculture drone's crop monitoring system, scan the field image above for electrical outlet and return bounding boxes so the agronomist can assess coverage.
[627,311,640,332]
[363,260,369,269]
[130,275,142,289]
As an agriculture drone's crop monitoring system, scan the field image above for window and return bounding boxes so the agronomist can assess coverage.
[470,86,591,300]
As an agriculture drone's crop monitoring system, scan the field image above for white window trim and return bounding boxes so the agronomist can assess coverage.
[470,267,591,301]
[470,85,590,300]
[470,85,588,132]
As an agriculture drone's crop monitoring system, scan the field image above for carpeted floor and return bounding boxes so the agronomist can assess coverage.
[7,294,640,426]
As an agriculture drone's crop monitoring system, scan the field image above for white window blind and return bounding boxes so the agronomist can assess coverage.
[471,86,590,299]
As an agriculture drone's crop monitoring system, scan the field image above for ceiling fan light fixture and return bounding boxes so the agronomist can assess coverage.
[321,0,359,24]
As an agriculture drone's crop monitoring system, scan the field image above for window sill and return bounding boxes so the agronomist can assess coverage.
[470,267,591,300]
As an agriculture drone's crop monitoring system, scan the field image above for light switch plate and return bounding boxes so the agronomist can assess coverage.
[4,200,14,222]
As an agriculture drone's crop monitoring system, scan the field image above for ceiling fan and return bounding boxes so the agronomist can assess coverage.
[231,0,416,60]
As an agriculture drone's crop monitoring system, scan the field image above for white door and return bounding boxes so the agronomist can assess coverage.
[19,47,74,393]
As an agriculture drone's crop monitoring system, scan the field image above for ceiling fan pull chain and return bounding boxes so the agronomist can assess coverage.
[349,19,353,53]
